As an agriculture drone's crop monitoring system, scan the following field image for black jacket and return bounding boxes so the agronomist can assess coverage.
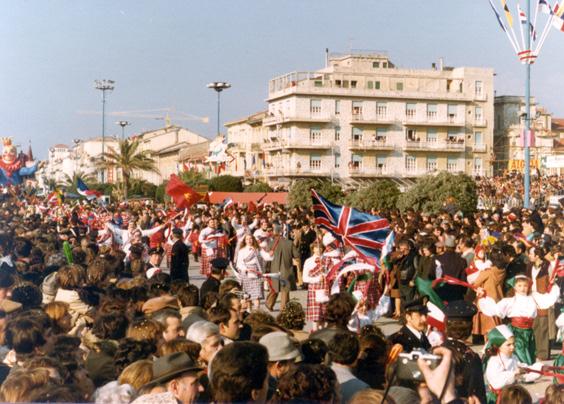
[170,240,189,281]
[389,325,431,353]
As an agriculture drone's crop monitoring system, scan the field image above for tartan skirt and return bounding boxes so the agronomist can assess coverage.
[241,276,264,300]
[306,282,327,322]
[200,247,226,276]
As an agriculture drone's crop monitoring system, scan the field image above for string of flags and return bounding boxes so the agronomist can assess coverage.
[488,0,564,64]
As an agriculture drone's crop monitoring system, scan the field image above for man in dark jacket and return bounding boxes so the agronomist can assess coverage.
[436,235,468,302]
[170,228,189,282]
[265,224,299,311]
[389,297,431,352]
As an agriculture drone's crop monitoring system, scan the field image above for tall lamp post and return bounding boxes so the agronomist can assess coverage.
[116,120,131,140]
[94,79,115,183]
[206,82,231,138]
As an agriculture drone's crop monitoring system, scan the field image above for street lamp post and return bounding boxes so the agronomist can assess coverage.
[206,82,231,138]
[94,79,115,183]
[116,120,131,140]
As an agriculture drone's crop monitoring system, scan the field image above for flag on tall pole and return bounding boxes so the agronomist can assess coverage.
[76,178,102,200]
[488,0,520,53]
[501,0,514,26]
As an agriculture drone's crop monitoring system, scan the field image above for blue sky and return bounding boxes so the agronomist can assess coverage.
[1,0,562,158]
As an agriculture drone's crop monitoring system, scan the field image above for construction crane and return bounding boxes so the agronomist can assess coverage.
[78,108,209,126]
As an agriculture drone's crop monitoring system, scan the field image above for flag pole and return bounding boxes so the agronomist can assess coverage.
[518,5,528,49]
[524,0,532,209]
[535,5,556,53]
[533,0,541,35]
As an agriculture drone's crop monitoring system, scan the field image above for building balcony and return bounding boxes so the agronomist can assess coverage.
[350,113,395,125]
[263,113,334,127]
[348,138,395,151]
[404,114,466,127]
[262,137,333,150]
[404,139,466,152]
[474,119,487,128]
[473,144,487,152]
[264,167,331,177]
[348,166,390,177]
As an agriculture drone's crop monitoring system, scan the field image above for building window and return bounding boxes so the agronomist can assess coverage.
[367,81,373,89]
[335,100,340,115]
[447,104,457,121]
[310,154,322,171]
[374,81,381,90]
[335,80,342,88]
[314,80,323,87]
[406,128,418,142]
[352,101,363,116]
[406,103,416,119]
[427,129,437,143]
[376,102,387,118]
[448,130,463,143]
[405,155,416,172]
[376,128,387,142]
[343,80,349,88]
[383,62,388,68]
[310,99,322,115]
[473,158,483,175]
[373,61,380,68]
[334,126,341,141]
[475,131,483,146]
[396,82,404,91]
[475,80,483,97]
[426,156,437,172]
[335,153,341,168]
[310,127,322,143]
[427,104,438,120]
[351,80,357,88]
[352,127,363,142]
[475,106,483,123]
[447,157,458,172]
[376,156,387,172]
[351,153,362,169]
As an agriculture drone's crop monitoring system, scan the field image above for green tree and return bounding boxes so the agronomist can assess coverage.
[345,180,400,212]
[180,170,208,188]
[60,171,96,194]
[397,172,478,216]
[208,175,243,192]
[128,178,157,198]
[97,139,159,200]
[244,181,272,193]
[288,179,344,208]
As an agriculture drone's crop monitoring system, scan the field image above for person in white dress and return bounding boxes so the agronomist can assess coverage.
[235,234,264,310]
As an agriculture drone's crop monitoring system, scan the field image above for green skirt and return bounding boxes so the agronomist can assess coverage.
[554,354,564,384]
[510,325,535,365]
[486,389,498,404]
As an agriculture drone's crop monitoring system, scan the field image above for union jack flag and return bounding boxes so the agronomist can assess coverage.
[311,190,391,263]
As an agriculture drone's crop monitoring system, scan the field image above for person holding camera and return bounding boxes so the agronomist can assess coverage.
[389,297,431,353]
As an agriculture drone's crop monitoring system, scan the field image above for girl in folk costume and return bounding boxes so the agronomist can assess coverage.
[466,245,492,285]
[471,247,505,339]
[198,218,227,276]
[303,242,326,330]
[476,274,561,365]
[483,325,539,404]
[236,234,264,309]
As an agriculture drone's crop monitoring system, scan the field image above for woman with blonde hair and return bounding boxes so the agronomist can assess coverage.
[43,301,72,334]
[236,234,264,309]
[118,359,153,391]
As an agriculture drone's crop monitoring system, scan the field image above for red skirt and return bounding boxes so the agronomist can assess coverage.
[200,247,226,276]
[306,281,327,322]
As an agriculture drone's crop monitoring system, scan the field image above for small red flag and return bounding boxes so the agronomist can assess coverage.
[248,201,257,213]
[165,174,202,209]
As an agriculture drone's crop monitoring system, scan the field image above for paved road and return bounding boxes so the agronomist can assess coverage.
[187,259,556,401]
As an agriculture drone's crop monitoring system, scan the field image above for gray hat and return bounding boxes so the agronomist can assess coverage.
[444,235,456,248]
[147,352,203,387]
[259,331,301,362]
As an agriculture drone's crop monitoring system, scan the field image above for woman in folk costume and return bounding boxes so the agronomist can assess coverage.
[471,246,504,339]
[303,242,326,330]
[483,325,539,404]
[235,234,264,309]
[476,274,561,365]
[198,218,227,276]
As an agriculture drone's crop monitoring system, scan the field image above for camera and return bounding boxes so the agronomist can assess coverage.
[396,349,441,382]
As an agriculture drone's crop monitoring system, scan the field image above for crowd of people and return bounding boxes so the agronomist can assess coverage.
[0,175,562,403]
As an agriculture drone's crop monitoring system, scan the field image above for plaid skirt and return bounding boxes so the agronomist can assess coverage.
[200,247,226,276]
[306,282,327,322]
[241,276,264,300]
[352,279,378,310]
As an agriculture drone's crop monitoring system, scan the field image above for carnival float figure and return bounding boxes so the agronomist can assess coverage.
[0,138,39,186]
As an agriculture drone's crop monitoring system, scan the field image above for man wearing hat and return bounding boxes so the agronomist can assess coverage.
[442,300,486,404]
[132,352,204,404]
[259,331,301,399]
[389,297,431,352]
[170,228,189,282]
[146,247,164,279]
[200,257,228,305]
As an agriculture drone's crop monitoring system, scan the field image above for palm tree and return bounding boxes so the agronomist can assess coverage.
[98,139,159,200]
[61,170,96,193]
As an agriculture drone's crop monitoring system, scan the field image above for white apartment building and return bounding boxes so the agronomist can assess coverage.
[251,51,494,187]
[225,111,268,178]
[494,95,562,175]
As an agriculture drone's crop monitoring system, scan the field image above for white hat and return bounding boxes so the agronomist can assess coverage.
[259,332,301,362]
[322,232,336,247]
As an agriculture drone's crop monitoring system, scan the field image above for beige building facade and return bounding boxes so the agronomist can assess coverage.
[227,51,495,187]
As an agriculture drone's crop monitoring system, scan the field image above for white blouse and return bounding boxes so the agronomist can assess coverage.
[478,285,560,319]
[485,354,518,390]
[236,246,263,279]
[303,255,323,284]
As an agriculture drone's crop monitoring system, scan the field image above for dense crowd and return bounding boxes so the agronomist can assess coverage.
[0,176,562,404]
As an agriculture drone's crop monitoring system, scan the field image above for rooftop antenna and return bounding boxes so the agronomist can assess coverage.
[325,48,329,67]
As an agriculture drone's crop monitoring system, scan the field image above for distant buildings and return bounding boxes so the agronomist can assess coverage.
[494,96,564,176]
[226,51,495,187]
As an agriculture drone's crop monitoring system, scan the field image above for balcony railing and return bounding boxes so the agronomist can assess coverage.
[264,167,331,177]
[474,118,487,127]
[349,166,389,177]
[263,113,334,127]
[473,144,487,152]
[263,137,333,150]
[403,114,465,127]
[404,139,466,151]
[348,138,395,150]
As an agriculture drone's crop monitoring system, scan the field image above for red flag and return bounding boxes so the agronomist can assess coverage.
[165,174,202,209]
[248,201,257,213]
